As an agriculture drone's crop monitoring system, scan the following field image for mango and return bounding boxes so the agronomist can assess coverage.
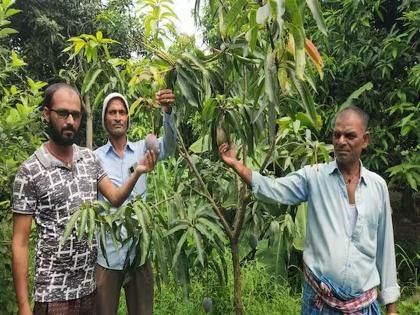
[145,134,160,154]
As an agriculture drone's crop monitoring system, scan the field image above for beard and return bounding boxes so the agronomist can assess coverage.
[47,120,79,145]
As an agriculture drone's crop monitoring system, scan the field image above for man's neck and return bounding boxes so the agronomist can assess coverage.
[110,135,127,158]
[337,159,360,177]
[46,140,74,165]
[47,140,73,157]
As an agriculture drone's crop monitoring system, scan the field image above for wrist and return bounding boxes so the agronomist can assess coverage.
[163,106,172,114]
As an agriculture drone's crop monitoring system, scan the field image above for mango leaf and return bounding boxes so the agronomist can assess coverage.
[225,0,248,30]
[304,38,324,79]
[176,71,199,107]
[172,231,188,268]
[26,77,47,93]
[340,82,373,109]
[11,50,26,67]
[189,135,210,153]
[81,68,103,95]
[96,30,103,42]
[306,0,327,35]
[5,8,21,17]
[193,229,205,266]
[274,0,286,36]
[256,2,271,25]
[0,27,17,37]
[288,25,305,80]
[293,203,307,250]
[289,70,317,124]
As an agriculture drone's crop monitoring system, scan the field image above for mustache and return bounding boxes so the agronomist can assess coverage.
[62,126,76,132]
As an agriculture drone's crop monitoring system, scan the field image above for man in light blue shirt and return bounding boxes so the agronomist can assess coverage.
[95,90,177,315]
[219,106,399,314]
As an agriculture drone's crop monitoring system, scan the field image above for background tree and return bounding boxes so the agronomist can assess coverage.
[307,0,419,220]
[10,0,143,82]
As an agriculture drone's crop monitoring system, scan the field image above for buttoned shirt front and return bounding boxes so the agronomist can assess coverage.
[251,160,400,305]
[95,112,176,270]
[12,144,106,302]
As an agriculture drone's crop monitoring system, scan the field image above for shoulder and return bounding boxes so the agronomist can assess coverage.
[362,167,388,189]
[94,143,109,158]
[16,153,38,176]
[301,162,331,176]
[75,145,97,161]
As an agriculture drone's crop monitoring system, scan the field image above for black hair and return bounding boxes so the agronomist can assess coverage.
[43,83,83,110]
[335,105,369,131]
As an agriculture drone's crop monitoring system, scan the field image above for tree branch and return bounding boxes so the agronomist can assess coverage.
[176,128,233,239]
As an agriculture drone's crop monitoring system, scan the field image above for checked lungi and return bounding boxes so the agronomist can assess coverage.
[301,265,381,315]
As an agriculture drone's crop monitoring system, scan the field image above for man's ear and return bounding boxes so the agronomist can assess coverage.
[43,107,49,123]
[362,131,370,149]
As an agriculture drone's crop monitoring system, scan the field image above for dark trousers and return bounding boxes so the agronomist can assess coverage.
[95,261,154,315]
[33,291,96,315]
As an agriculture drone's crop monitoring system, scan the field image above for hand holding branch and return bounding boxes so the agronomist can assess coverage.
[156,89,175,113]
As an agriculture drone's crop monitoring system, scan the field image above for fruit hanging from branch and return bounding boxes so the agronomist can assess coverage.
[202,297,213,312]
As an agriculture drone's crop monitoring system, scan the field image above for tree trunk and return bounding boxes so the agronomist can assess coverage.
[231,240,243,315]
[84,93,93,149]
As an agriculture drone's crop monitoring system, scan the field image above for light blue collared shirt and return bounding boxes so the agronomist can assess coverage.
[95,112,177,270]
[251,160,400,305]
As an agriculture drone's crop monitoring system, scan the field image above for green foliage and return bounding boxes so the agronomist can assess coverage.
[137,0,178,48]
[151,259,302,314]
[11,0,144,81]
[308,0,420,195]
[0,1,44,312]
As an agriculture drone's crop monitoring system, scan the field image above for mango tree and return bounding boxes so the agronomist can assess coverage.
[61,31,123,148]
[137,0,331,313]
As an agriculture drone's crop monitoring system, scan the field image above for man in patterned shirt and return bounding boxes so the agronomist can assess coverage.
[11,83,157,315]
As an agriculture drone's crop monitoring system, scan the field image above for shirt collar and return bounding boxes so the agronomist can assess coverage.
[105,139,135,155]
[327,159,368,185]
[35,143,81,169]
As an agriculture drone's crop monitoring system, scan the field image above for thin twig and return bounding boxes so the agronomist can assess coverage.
[176,128,233,238]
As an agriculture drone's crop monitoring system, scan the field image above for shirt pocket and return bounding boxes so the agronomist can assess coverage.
[358,215,379,259]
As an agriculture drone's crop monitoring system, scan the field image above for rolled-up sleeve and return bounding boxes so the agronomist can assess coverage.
[159,111,177,160]
[376,183,400,305]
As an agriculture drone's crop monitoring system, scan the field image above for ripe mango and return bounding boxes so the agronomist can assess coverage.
[145,134,160,154]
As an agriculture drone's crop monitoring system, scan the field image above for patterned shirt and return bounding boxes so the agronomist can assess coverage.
[251,160,400,305]
[12,144,106,302]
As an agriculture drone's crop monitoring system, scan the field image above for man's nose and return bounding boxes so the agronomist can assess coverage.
[65,114,75,124]
[337,135,346,145]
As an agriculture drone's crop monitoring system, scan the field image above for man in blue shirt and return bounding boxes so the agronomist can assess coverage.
[219,106,399,314]
[95,90,177,315]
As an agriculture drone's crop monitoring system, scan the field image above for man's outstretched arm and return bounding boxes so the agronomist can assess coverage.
[99,150,158,207]
[219,143,252,186]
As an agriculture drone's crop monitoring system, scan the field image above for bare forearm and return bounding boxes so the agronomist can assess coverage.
[386,302,397,314]
[231,160,252,186]
[12,240,30,311]
[106,169,143,207]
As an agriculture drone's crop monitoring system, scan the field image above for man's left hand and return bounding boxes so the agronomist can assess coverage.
[136,150,158,174]
[156,89,175,113]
